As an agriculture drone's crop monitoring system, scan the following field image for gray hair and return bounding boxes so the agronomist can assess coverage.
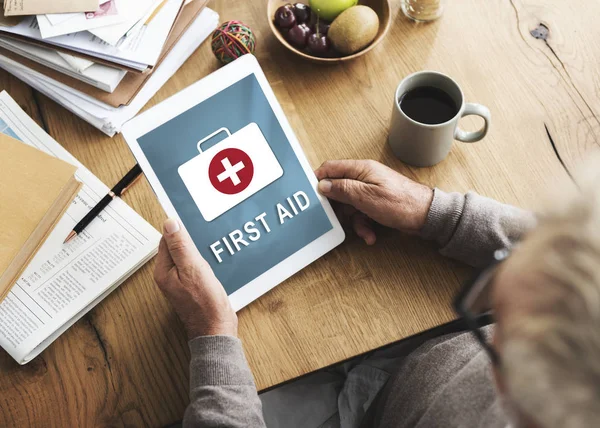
[502,157,600,428]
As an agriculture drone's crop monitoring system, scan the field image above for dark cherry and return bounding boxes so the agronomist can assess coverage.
[292,3,311,24]
[279,27,290,38]
[314,21,330,35]
[307,33,331,56]
[274,5,296,29]
[309,13,331,35]
[286,23,311,48]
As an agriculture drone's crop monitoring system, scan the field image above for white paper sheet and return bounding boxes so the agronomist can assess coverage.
[0,91,160,364]
[89,0,159,46]
[44,0,111,26]
[56,51,95,72]
[0,37,126,92]
[45,13,79,26]
[0,8,219,136]
[37,0,129,39]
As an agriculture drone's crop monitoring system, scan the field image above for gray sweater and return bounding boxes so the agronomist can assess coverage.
[183,189,535,427]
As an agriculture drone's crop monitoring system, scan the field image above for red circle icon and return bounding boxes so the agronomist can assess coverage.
[208,148,254,195]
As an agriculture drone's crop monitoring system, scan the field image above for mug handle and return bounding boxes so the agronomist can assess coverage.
[454,103,491,143]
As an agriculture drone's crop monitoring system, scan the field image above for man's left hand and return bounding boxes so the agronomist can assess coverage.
[154,219,238,340]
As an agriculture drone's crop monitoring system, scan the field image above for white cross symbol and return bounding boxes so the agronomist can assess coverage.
[217,157,245,186]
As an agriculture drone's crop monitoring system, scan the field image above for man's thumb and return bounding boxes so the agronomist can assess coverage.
[318,178,365,207]
[163,218,195,268]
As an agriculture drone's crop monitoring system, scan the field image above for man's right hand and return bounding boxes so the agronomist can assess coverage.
[315,160,434,245]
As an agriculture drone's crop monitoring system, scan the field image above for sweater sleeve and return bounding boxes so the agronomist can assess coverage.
[420,188,536,268]
[183,335,266,428]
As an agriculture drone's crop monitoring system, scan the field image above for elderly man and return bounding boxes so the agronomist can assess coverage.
[154,159,600,428]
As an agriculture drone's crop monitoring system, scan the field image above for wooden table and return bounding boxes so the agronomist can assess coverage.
[1,0,599,426]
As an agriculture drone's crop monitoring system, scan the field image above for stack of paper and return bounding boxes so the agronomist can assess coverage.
[0,90,161,364]
[0,0,218,136]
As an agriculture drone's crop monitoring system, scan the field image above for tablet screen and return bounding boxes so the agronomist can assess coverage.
[136,73,333,295]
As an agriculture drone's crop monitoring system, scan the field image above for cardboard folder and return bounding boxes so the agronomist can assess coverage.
[0,0,208,107]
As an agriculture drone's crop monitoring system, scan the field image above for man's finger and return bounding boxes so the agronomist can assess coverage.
[352,212,376,245]
[154,237,174,285]
[162,218,202,269]
[315,160,372,181]
[341,203,358,217]
[318,177,367,207]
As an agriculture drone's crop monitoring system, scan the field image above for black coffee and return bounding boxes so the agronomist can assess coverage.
[399,86,458,125]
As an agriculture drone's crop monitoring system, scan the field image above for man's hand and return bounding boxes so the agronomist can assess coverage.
[154,219,238,340]
[315,160,434,244]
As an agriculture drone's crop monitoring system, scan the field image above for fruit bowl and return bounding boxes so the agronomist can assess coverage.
[267,0,391,63]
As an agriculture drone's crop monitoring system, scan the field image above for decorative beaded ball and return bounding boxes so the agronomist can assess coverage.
[211,20,256,65]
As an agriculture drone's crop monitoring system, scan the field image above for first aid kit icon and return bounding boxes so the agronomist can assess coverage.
[178,123,284,222]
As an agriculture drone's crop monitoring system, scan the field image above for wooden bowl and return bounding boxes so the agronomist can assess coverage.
[267,0,391,63]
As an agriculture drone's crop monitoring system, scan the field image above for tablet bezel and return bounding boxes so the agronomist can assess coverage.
[122,54,345,311]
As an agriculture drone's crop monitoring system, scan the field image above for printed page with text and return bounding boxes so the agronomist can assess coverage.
[0,91,160,364]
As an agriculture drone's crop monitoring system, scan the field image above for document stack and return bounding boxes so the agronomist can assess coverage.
[0,0,219,136]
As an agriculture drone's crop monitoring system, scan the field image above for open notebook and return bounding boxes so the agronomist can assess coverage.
[0,91,161,364]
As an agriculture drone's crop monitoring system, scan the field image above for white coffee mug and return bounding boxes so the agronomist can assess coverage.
[388,71,491,167]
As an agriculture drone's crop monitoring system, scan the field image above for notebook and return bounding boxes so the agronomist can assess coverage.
[0,91,161,364]
[0,134,81,303]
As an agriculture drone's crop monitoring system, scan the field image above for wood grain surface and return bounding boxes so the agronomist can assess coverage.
[1,0,599,426]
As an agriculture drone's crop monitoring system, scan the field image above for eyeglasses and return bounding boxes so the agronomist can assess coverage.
[453,248,511,366]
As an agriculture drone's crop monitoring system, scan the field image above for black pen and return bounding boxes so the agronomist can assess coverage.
[63,164,144,244]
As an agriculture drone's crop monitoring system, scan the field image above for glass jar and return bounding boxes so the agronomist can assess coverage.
[401,0,444,22]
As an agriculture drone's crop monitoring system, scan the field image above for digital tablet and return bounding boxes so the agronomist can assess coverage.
[122,54,345,311]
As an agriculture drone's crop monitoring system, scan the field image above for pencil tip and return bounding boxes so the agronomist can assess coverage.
[64,231,77,244]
